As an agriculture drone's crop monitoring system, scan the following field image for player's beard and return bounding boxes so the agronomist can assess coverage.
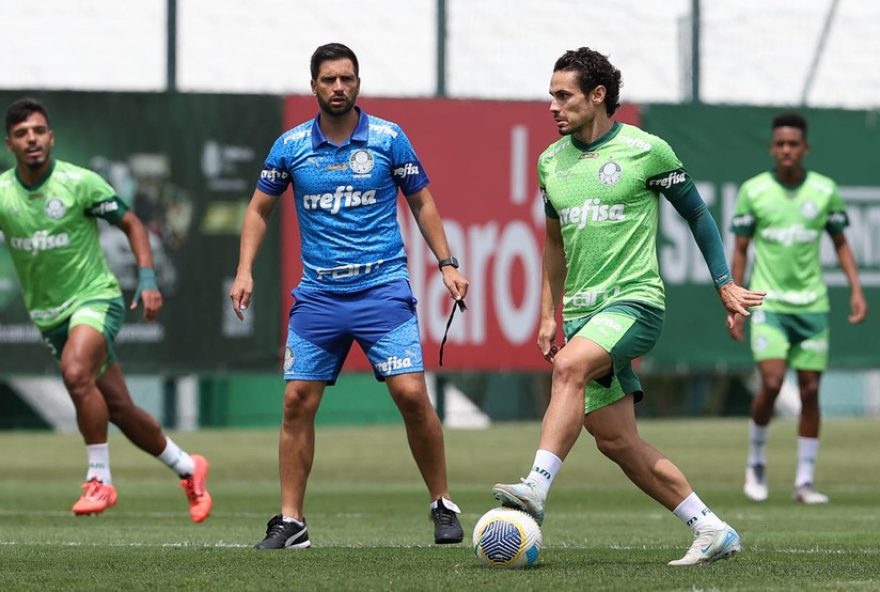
[317,93,356,118]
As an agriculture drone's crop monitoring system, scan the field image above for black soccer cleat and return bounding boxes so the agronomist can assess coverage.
[254,514,312,550]
[431,497,464,544]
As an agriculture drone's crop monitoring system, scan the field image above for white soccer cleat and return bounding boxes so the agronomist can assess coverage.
[793,483,829,504]
[743,464,768,502]
[668,523,741,566]
[491,479,546,526]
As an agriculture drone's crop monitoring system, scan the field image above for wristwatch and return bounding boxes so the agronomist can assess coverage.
[438,257,459,270]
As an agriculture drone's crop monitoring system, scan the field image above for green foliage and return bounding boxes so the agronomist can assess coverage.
[1,419,878,591]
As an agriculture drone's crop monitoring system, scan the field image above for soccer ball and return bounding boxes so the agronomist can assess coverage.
[472,507,543,569]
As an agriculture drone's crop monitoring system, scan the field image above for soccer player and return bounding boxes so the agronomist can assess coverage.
[730,113,867,504]
[491,47,765,566]
[230,43,469,549]
[0,98,212,522]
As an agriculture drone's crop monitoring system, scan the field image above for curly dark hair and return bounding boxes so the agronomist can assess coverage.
[5,97,49,134]
[310,43,359,81]
[772,112,808,139]
[553,47,622,116]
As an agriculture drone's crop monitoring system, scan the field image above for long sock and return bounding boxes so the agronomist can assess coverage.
[86,443,112,484]
[795,437,820,487]
[673,492,726,533]
[747,420,769,467]
[157,437,196,477]
[525,449,562,497]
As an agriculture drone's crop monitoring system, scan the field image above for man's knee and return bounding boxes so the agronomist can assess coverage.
[282,386,321,421]
[60,361,95,397]
[593,432,637,463]
[761,373,785,395]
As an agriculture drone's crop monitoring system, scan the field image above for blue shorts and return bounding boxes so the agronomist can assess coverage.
[283,279,424,384]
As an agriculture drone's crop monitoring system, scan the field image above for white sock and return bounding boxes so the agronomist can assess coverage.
[525,449,563,497]
[157,437,195,477]
[795,437,820,487]
[86,443,112,484]
[282,515,304,525]
[747,420,769,467]
[673,492,726,533]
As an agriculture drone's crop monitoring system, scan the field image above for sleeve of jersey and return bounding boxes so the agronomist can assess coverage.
[390,128,430,196]
[643,138,694,199]
[668,184,732,289]
[825,184,850,235]
[82,171,129,224]
[538,159,559,218]
[255,137,292,196]
[730,185,756,236]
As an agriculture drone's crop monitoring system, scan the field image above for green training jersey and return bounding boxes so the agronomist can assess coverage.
[731,170,848,313]
[539,122,694,320]
[0,160,128,330]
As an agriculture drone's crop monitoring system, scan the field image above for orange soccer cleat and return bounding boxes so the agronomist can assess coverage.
[179,454,212,523]
[72,477,118,516]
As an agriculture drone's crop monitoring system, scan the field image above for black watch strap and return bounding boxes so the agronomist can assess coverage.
[438,257,459,270]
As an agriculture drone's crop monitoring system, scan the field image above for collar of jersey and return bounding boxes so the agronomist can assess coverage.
[570,121,622,152]
[15,159,56,192]
[770,169,808,192]
[311,107,370,149]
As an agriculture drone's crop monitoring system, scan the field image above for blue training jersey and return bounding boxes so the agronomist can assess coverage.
[257,107,429,292]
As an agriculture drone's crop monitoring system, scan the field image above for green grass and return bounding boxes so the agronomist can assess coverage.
[1,418,879,591]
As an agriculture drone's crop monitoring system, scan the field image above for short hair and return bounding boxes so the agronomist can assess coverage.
[5,97,50,134]
[772,112,808,139]
[310,43,359,80]
[554,47,622,116]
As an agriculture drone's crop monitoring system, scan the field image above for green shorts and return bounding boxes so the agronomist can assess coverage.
[563,301,664,414]
[750,309,829,371]
[41,298,125,371]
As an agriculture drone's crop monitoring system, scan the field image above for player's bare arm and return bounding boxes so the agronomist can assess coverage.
[831,232,868,323]
[538,217,565,362]
[728,235,752,340]
[405,187,469,301]
[116,210,162,321]
[231,190,278,320]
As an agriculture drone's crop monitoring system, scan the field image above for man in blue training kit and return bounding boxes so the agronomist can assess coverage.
[231,43,469,549]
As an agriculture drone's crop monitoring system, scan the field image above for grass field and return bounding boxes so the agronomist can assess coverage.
[1,418,878,591]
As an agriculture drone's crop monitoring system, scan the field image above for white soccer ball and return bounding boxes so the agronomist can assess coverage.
[472,507,543,569]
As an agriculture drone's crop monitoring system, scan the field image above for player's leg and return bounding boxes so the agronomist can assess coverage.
[256,286,343,549]
[789,315,830,503]
[582,396,740,565]
[493,304,658,524]
[356,280,462,543]
[745,310,790,501]
[98,363,212,522]
[384,371,463,543]
[58,322,118,515]
[254,379,324,550]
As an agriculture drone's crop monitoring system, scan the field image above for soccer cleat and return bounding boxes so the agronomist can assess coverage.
[254,514,312,550]
[72,477,118,516]
[431,497,464,544]
[743,464,769,502]
[793,483,829,504]
[179,454,213,523]
[491,479,546,526]
[668,523,741,566]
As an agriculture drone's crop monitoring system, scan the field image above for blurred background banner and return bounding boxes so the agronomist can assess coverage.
[0,91,283,374]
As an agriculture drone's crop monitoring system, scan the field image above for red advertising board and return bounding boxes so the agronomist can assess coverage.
[280,96,640,370]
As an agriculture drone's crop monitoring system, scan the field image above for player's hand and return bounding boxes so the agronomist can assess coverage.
[849,290,868,324]
[718,282,765,329]
[441,267,469,301]
[131,267,163,321]
[728,313,745,342]
[537,317,559,363]
[229,273,254,321]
